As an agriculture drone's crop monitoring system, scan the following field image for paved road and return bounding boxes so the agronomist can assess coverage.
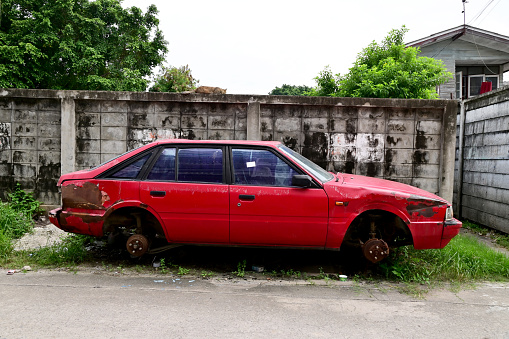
[1,270,508,338]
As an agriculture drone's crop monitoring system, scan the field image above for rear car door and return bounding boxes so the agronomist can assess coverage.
[229,147,329,247]
[139,146,229,244]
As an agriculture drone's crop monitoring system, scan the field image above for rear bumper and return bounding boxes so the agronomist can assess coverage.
[48,208,62,229]
[48,207,104,237]
[440,218,462,248]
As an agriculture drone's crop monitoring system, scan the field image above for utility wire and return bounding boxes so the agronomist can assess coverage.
[475,0,502,26]
[468,0,495,25]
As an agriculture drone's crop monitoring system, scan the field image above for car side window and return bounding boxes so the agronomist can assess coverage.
[178,148,223,183]
[147,148,176,181]
[108,152,152,179]
[232,148,298,187]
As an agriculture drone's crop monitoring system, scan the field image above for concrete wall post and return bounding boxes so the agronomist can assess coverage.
[60,94,76,175]
[246,101,261,141]
[439,101,458,204]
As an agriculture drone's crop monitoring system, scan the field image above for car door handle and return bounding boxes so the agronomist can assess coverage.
[150,191,166,197]
[239,194,255,201]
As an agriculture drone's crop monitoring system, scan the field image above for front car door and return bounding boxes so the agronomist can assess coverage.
[229,147,329,247]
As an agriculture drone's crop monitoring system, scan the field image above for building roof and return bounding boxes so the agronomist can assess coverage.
[407,25,509,67]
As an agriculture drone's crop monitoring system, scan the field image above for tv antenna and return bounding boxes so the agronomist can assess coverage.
[462,0,468,26]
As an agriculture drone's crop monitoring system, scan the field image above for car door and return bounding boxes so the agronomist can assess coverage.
[229,147,329,247]
[139,146,229,244]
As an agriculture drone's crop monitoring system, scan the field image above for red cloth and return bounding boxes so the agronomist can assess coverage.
[480,81,492,94]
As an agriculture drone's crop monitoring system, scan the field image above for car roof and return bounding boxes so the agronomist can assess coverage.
[153,139,282,147]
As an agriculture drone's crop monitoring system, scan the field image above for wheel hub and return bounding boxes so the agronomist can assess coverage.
[362,238,389,263]
[126,234,149,257]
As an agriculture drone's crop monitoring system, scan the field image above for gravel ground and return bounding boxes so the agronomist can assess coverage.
[13,217,68,251]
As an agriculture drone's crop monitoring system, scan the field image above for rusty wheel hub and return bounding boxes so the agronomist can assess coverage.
[126,234,149,257]
[362,238,389,263]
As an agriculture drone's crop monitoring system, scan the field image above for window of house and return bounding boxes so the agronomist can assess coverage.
[455,71,463,99]
[486,75,499,90]
[468,75,484,97]
[456,66,500,98]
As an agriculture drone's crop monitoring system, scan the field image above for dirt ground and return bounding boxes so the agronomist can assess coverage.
[13,217,68,251]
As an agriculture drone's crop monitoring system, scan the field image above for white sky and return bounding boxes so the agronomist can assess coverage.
[122,0,509,95]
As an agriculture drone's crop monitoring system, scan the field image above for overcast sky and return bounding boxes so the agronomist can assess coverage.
[122,0,508,95]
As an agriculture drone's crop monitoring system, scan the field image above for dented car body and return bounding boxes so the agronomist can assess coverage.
[49,140,461,262]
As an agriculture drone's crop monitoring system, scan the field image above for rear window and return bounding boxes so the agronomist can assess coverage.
[108,153,152,179]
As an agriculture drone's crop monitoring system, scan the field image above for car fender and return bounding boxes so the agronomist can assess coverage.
[102,200,168,238]
[345,202,411,227]
[326,202,411,249]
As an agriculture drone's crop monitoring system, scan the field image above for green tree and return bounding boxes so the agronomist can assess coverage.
[149,65,199,92]
[311,27,452,99]
[0,0,168,91]
[268,84,312,96]
[307,66,340,97]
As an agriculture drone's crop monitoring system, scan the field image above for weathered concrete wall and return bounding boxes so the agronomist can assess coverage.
[0,89,457,208]
[0,92,61,205]
[455,86,509,233]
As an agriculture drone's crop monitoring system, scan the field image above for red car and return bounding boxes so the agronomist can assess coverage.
[49,140,461,263]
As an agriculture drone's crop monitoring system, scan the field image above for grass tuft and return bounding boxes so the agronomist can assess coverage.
[379,234,509,284]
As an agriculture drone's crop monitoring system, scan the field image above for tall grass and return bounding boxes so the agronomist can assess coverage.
[27,234,91,266]
[379,234,509,283]
[0,183,91,266]
[0,202,35,259]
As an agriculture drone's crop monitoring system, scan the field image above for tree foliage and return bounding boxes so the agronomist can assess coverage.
[268,84,312,96]
[306,66,340,97]
[0,0,168,91]
[311,27,452,99]
[149,65,199,92]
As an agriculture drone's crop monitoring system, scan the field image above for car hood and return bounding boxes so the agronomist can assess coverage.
[327,173,449,204]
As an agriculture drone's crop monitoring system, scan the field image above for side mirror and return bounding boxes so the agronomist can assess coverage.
[292,174,312,188]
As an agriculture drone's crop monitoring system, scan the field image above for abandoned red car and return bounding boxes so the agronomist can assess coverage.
[49,140,461,263]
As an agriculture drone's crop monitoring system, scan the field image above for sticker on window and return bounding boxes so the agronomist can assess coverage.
[246,161,256,168]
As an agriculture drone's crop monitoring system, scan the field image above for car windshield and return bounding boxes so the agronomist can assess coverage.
[278,145,334,183]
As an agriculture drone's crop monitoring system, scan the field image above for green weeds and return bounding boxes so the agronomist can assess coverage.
[178,266,191,275]
[234,259,247,277]
[8,183,43,219]
[378,234,509,284]
[0,184,41,260]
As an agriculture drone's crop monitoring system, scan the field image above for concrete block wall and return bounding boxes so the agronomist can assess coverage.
[261,102,455,197]
[455,86,509,233]
[0,89,457,208]
[0,93,61,205]
[75,100,248,170]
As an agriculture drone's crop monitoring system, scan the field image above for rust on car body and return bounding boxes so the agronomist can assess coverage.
[62,181,110,210]
[406,195,446,218]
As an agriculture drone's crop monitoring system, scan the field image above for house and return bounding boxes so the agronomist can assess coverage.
[407,25,509,100]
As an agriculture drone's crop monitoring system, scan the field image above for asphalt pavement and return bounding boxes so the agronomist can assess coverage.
[1,270,508,338]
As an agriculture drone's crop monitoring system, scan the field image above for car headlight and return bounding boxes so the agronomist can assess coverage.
[445,206,454,221]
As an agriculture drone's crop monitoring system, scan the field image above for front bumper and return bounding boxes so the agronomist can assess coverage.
[440,218,462,247]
